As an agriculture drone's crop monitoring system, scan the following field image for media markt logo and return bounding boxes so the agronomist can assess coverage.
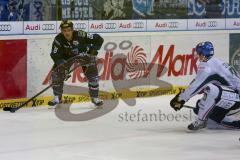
[42,41,198,85]
[126,45,147,79]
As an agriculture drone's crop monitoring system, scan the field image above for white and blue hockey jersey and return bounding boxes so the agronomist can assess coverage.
[179,57,240,102]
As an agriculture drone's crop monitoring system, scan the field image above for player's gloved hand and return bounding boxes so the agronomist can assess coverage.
[88,49,98,56]
[170,91,185,111]
[55,59,66,66]
[86,44,99,56]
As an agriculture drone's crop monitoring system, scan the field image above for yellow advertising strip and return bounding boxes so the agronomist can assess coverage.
[0,86,187,110]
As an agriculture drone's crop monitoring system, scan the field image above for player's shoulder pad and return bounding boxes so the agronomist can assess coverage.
[77,30,87,38]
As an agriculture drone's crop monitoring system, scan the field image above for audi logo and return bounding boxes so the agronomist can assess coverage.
[105,23,117,29]
[74,23,87,30]
[0,24,11,31]
[168,22,179,28]
[42,24,55,30]
[133,22,144,28]
[208,21,217,27]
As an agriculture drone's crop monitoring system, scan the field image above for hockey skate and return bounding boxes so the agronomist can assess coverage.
[91,97,103,108]
[48,96,62,109]
[187,119,207,131]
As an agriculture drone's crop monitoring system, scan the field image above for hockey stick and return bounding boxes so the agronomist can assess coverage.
[227,109,240,116]
[3,64,80,113]
[183,105,195,109]
[4,85,53,113]
[3,55,95,113]
[183,105,240,116]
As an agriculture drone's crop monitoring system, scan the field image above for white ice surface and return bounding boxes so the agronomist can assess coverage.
[0,95,239,160]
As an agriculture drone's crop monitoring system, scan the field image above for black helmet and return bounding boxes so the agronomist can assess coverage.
[60,20,73,29]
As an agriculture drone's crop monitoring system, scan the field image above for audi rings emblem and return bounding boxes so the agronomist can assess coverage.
[133,22,144,28]
[74,23,87,30]
[42,24,55,30]
[208,21,217,27]
[168,22,179,28]
[105,23,117,29]
[0,24,11,31]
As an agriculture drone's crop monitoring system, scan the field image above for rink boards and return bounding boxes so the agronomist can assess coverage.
[0,30,239,109]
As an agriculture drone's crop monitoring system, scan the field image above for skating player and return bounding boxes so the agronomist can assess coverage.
[48,20,104,108]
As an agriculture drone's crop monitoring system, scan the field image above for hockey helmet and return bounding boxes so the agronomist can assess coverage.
[196,41,214,59]
[60,20,73,29]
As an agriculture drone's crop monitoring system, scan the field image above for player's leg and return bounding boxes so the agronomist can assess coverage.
[219,103,240,129]
[48,64,71,108]
[203,106,239,129]
[193,87,240,129]
[83,65,103,106]
[210,87,240,129]
[205,108,240,130]
[188,83,221,131]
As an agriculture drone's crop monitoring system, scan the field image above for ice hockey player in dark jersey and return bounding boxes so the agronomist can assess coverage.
[48,20,104,108]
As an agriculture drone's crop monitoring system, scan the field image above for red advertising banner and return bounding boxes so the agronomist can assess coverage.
[0,40,27,100]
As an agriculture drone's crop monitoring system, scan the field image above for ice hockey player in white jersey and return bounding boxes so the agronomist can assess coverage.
[170,41,240,131]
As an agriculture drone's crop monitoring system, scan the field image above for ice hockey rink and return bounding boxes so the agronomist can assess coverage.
[0,95,239,160]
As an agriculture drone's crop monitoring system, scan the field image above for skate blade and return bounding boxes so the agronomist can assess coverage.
[185,128,206,133]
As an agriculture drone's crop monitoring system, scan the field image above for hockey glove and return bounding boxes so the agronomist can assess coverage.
[170,92,185,111]
[55,59,66,66]
[88,49,98,56]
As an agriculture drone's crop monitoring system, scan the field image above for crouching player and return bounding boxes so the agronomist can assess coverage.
[170,41,240,131]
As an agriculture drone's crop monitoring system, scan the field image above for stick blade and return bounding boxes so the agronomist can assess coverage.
[3,107,12,111]
[3,107,16,113]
